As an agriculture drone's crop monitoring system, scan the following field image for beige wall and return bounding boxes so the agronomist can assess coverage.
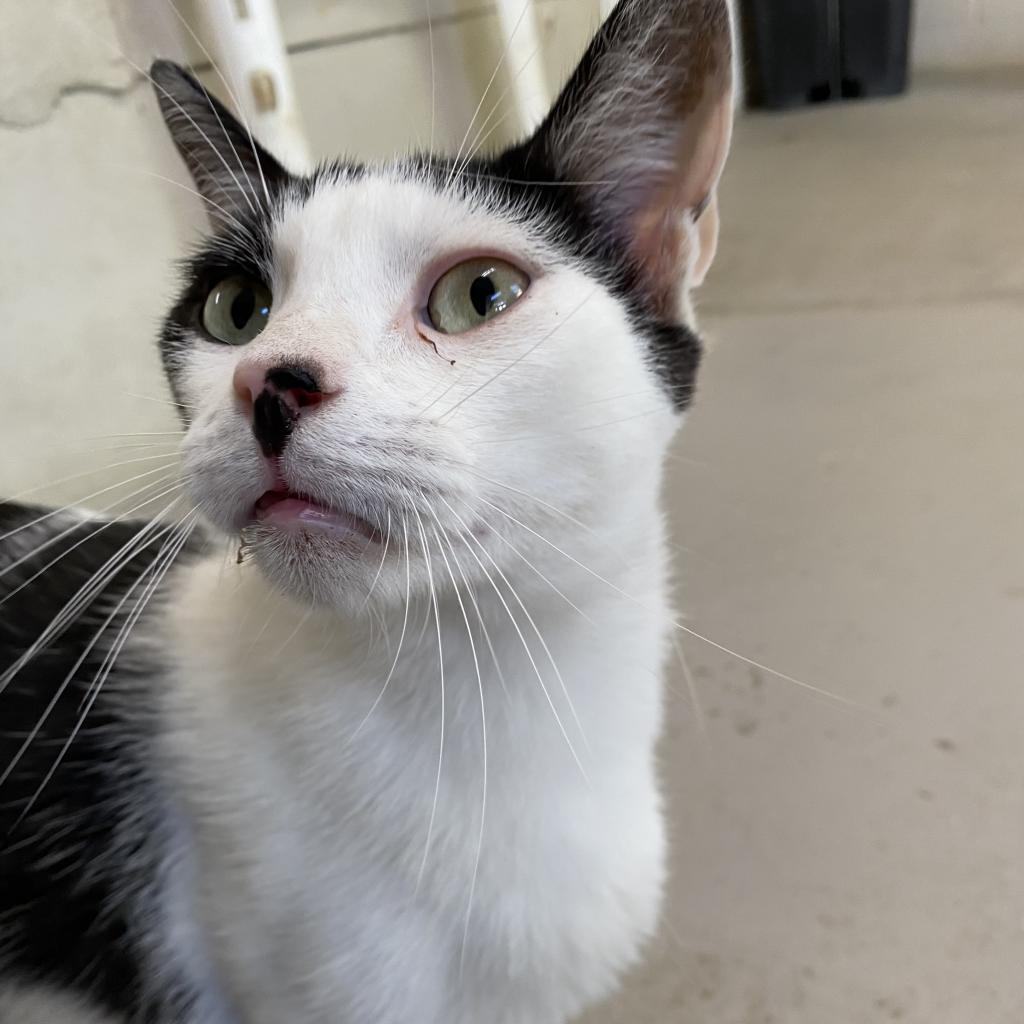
[0,0,192,508]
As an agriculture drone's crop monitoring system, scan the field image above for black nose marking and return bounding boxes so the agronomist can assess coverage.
[250,366,325,456]
[252,390,296,457]
[266,366,320,395]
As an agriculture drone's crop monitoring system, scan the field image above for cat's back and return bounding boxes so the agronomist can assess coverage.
[0,502,196,1021]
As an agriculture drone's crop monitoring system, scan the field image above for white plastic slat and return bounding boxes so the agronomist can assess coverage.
[192,0,312,171]
[493,0,551,133]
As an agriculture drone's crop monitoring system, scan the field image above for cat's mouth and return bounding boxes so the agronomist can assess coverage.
[253,490,382,544]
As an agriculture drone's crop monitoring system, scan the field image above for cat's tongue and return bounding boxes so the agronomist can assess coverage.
[254,490,379,542]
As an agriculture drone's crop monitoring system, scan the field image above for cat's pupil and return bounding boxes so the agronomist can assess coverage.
[469,275,497,318]
[230,287,255,329]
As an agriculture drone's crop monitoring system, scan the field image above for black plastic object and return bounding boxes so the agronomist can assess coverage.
[741,0,912,109]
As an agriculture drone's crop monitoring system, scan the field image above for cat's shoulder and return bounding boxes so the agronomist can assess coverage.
[0,501,157,606]
[0,500,206,639]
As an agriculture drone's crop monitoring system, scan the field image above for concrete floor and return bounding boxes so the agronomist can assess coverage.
[579,73,1024,1023]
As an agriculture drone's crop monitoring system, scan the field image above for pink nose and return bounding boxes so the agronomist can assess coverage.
[233,363,329,417]
[233,364,334,458]
[233,363,270,409]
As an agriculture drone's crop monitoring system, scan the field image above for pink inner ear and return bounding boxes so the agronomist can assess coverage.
[692,195,721,288]
[631,208,689,320]
[625,88,733,318]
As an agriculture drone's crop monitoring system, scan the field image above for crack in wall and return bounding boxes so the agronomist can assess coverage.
[0,75,145,130]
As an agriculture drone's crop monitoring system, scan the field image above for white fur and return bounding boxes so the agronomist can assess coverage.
[157,172,684,1023]
[0,986,119,1024]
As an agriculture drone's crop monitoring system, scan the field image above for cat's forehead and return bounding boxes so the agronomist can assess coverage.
[270,167,558,297]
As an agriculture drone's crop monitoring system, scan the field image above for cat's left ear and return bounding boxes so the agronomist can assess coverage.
[517,0,734,315]
[150,60,289,227]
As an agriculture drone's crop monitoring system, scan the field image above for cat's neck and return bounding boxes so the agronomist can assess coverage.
[164,487,673,738]
[156,489,673,1024]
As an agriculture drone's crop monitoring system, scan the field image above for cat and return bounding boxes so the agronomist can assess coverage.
[0,1,733,1021]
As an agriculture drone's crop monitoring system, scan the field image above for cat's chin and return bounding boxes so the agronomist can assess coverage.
[254,545,384,611]
[243,516,392,611]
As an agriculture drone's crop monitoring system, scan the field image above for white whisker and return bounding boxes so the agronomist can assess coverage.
[426,0,436,153]
[165,0,273,210]
[445,0,531,191]
[109,44,261,218]
[430,519,487,974]
[351,515,412,740]
[479,497,873,715]
[107,166,253,237]
[360,509,392,610]
[439,523,512,703]
[0,478,186,611]
[437,497,590,782]
[454,38,541,175]
[120,390,186,410]
[0,469,183,582]
[0,499,189,700]
[14,509,200,824]
[0,460,181,548]
[440,290,597,421]
[0,452,182,508]
[444,498,591,754]
[670,634,708,740]
[0,501,190,790]
[411,504,446,891]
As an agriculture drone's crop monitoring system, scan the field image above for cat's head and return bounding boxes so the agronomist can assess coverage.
[153,0,734,609]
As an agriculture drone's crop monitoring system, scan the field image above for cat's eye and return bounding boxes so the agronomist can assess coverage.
[202,276,272,345]
[427,258,529,335]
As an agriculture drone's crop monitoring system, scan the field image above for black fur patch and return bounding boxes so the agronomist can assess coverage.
[159,211,276,414]
[0,504,200,1020]
[452,150,704,411]
[158,163,367,418]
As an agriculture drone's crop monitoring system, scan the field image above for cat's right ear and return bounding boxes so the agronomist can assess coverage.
[515,0,735,318]
[150,60,289,227]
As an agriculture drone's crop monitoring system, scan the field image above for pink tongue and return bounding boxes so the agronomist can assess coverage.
[255,490,294,512]
[253,491,373,541]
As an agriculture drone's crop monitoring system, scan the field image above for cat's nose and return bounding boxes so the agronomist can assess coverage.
[233,364,326,410]
[233,363,332,458]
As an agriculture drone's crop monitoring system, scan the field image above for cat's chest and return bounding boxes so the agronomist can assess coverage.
[161,563,668,1023]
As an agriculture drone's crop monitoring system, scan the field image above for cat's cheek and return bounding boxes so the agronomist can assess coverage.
[172,342,245,420]
[180,416,270,535]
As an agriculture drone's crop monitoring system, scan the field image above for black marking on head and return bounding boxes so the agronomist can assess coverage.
[150,60,289,227]
[403,151,704,412]
[158,162,364,420]
[159,218,275,415]
[492,145,706,412]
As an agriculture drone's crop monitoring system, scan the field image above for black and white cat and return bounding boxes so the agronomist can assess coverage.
[0,2,733,1021]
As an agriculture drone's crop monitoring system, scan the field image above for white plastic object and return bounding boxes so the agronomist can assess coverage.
[191,0,312,171]
[493,0,550,132]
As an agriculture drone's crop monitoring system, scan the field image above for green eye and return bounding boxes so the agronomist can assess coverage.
[427,258,529,335]
[202,275,272,345]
